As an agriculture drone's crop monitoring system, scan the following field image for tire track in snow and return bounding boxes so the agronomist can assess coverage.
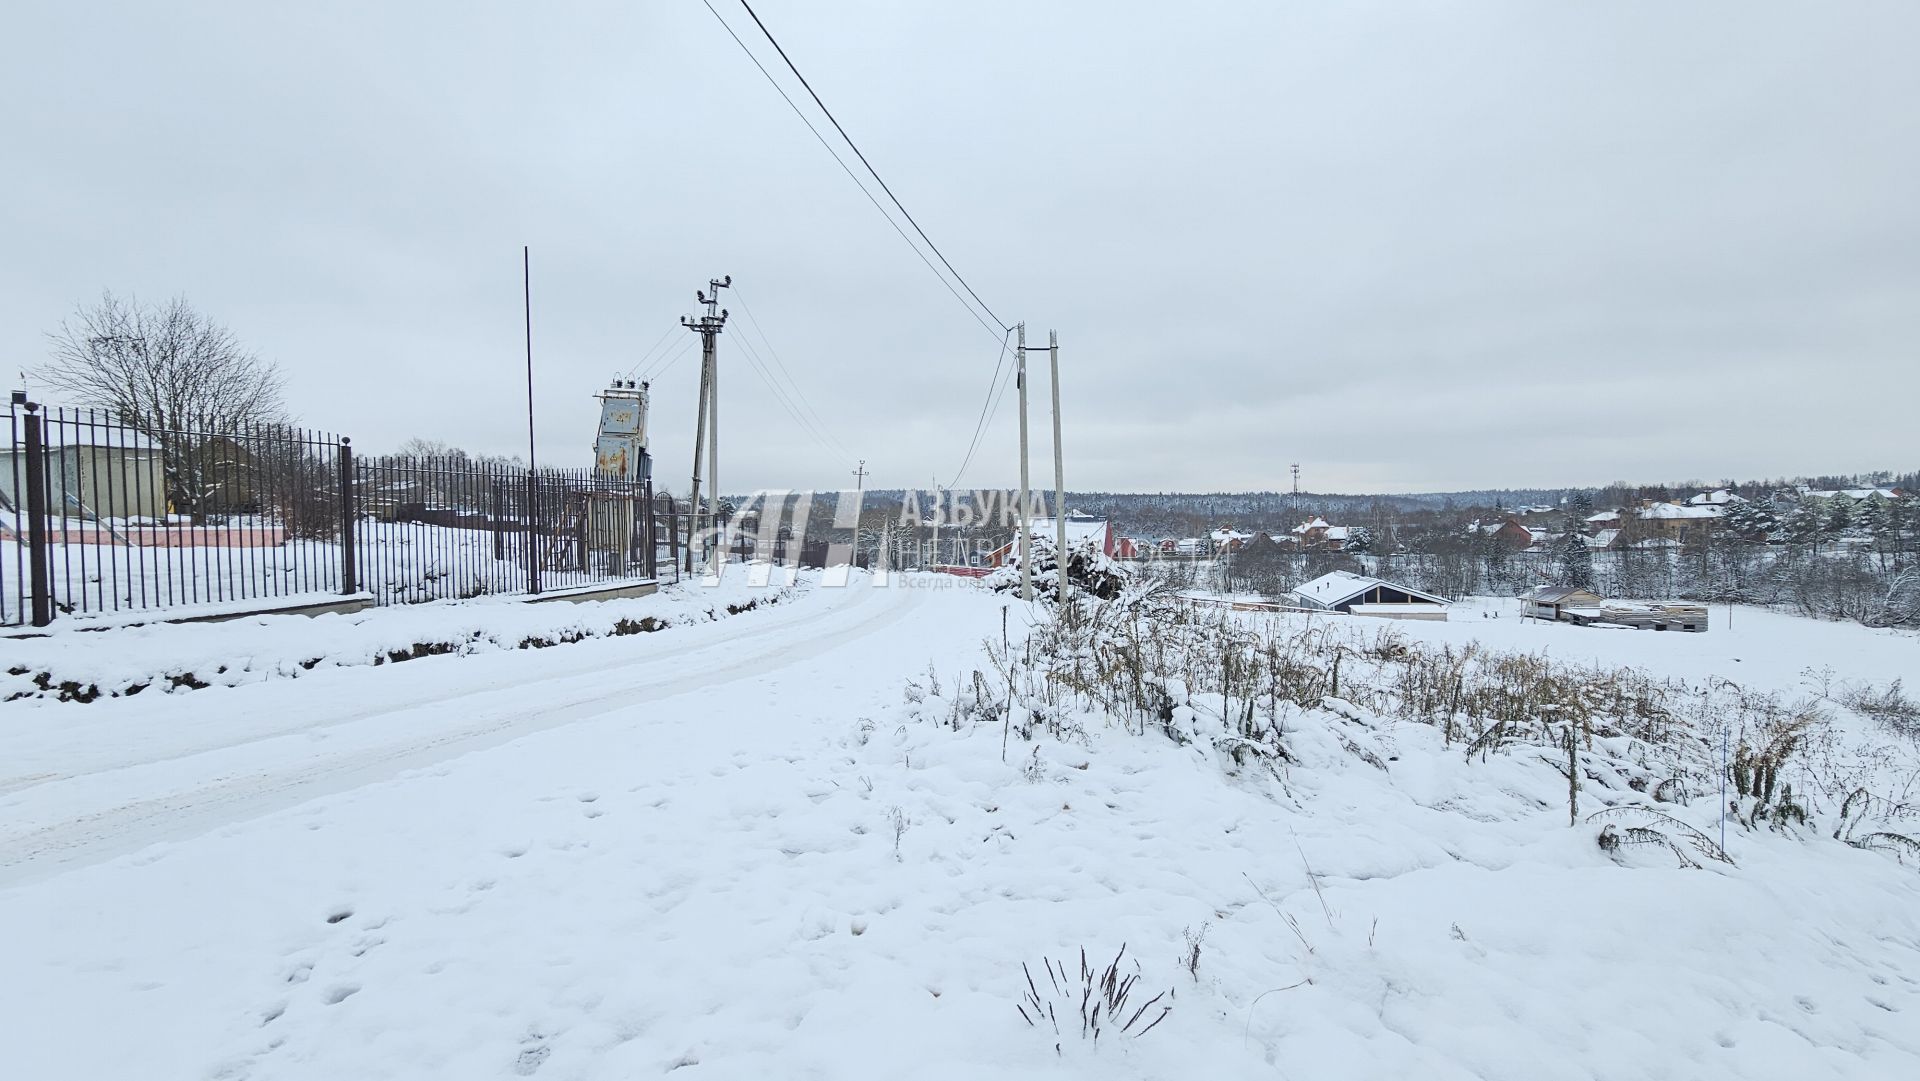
[0,583,924,887]
[0,577,869,797]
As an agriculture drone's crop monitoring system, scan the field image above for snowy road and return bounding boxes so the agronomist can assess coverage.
[0,576,924,887]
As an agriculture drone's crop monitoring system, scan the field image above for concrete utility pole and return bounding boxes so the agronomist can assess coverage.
[1049,330,1067,603]
[687,353,711,575]
[682,275,730,573]
[1016,323,1033,602]
[930,477,941,570]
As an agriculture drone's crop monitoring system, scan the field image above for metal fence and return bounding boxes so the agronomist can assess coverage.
[354,453,657,605]
[3,396,659,628]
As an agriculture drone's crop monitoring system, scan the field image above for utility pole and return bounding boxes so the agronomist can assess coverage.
[852,460,867,491]
[1049,330,1067,603]
[1016,323,1033,602]
[681,275,730,572]
[930,477,941,570]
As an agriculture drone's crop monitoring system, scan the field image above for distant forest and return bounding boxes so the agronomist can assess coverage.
[1034,470,1920,538]
[777,470,1918,544]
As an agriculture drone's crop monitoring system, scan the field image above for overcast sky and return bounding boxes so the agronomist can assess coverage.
[4,1,1916,494]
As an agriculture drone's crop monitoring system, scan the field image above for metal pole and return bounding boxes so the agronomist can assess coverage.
[522,247,541,596]
[1016,324,1032,602]
[930,478,941,571]
[338,437,357,596]
[22,403,52,627]
[525,470,541,594]
[1049,330,1067,603]
[523,246,536,475]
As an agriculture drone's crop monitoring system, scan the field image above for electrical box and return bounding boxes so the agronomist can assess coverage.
[594,382,650,482]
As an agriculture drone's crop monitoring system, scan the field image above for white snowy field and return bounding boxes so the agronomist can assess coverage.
[2,575,1918,1079]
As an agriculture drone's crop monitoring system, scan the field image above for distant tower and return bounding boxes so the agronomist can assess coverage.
[1290,463,1301,517]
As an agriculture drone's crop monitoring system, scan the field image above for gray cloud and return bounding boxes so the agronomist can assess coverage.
[3,1,1915,495]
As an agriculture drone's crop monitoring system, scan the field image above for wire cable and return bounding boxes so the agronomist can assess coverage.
[733,0,1009,334]
[623,321,684,381]
[697,0,1005,343]
[948,324,1021,487]
[640,334,700,383]
[728,284,856,462]
[732,330,858,467]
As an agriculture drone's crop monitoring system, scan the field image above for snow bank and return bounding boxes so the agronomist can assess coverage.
[2,567,819,702]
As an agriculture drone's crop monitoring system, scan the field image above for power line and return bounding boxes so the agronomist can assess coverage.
[732,0,1009,335]
[729,324,855,465]
[728,284,854,462]
[624,321,685,381]
[640,334,700,383]
[697,0,1004,343]
[948,327,1016,490]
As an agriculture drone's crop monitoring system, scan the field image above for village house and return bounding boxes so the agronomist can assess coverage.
[984,512,1114,567]
[1210,527,1252,553]
[1685,488,1745,508]
[1288,517,1355,552]
[1634,501,1720,544]
[0,425,168,522]
[1791,485,1909,506]
[1291,570,1450,619]
[1471,517,1535,551]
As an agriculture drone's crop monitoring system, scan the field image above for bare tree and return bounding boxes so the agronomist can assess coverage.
[37,292,287,519]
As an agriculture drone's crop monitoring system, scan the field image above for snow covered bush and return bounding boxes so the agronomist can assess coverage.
[984,536,1127,601]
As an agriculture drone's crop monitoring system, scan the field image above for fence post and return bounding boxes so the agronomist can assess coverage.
[22,401,52,627]
[338,437,358,596]
[492,479,505,560]
[642,481,655,579]
[665,497,679,581]
[525,470,541,594]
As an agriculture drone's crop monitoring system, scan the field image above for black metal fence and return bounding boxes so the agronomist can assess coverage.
[3,397,658,628]
[354,453,656,605]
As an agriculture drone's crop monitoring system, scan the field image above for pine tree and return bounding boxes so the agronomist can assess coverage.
[1827,497,1854,537]
[1555,529,1594,589]
[1721,498,1775,542]
[1784,502,1825,551]
[1565,490,1595,534]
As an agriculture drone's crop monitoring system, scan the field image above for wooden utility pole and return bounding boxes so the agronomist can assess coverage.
[1049,330,1067,603]
[682,275,730,572]
[852,460,867,491]
[1016,323,1033,602]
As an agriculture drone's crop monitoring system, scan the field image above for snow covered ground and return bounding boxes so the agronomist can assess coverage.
[2,575,1917,1079]
[3,566,795,701]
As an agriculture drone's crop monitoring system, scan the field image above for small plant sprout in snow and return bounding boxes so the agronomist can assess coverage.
[1181,922,1209,981]
[1016,945,1172,1055]
[887,805,908,861]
